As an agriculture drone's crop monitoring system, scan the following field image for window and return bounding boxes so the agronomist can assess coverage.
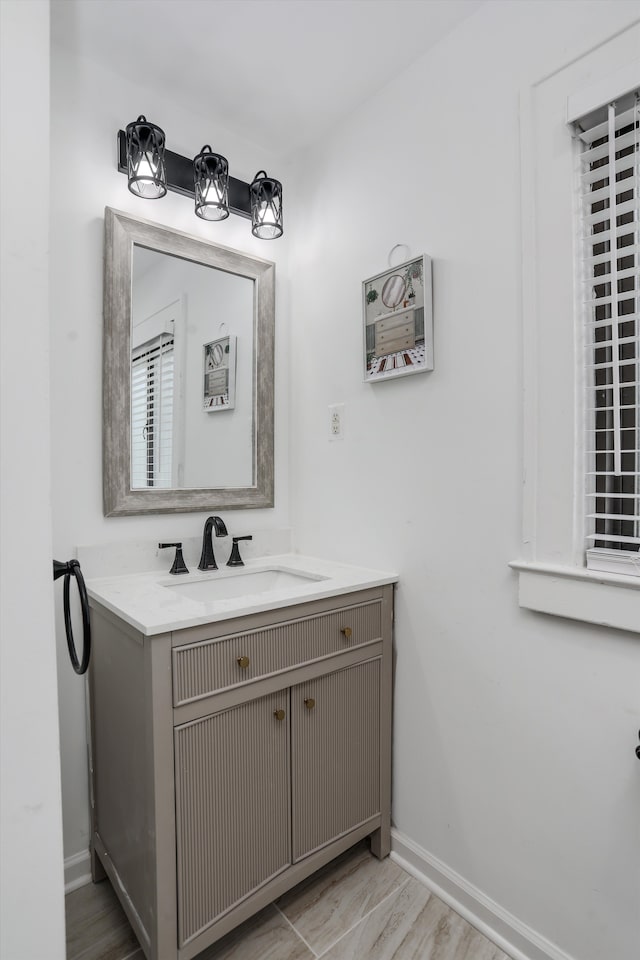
[575,93,640,574]
[131,333,174,488]
[512,27,640,633]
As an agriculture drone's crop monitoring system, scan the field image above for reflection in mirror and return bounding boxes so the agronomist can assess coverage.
[103,207,274,516]
[131,247,254,490]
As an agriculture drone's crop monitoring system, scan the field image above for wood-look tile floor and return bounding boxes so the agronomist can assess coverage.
[66,843,512,960]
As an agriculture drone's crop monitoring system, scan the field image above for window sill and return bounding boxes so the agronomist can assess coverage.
[509,561,640,635]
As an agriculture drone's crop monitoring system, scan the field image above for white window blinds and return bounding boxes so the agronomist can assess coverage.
[576,93,640,560]
[131,333,174,488]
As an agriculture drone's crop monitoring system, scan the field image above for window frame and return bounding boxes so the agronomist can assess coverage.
[512,38,640,635]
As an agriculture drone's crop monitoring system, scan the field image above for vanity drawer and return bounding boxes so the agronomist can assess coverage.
[172,600,382,706]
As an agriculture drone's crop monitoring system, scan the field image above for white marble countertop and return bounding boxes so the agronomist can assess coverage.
[86,554,398,636]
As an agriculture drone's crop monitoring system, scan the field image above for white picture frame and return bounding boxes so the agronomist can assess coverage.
[203,334,237,411]
[362,254,433,382]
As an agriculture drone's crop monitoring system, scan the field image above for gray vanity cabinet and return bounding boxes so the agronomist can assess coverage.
[291,660,380,862]
[88,585,393,960]
[174,691,291,947]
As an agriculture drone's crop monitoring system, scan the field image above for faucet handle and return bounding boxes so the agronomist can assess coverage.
[159,542,189,575]
[227,535,253,567]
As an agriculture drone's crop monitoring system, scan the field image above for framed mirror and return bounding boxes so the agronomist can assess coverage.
[103,207,274,516]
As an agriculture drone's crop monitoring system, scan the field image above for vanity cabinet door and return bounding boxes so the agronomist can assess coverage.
[291,659,381,862]
[174,690,290,948]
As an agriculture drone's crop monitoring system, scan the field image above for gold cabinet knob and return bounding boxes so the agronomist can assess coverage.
[236,655,250,669]
[274,709,286,721]
[341,627,352,640]
[304,698,316,710]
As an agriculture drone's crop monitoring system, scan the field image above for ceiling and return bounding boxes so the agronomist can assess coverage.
[52,0,483,158]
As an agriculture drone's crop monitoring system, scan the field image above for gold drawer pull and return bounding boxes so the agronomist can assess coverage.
[304,698,316,710]
[236,655,250,669]
[274,709,286,721]
[341,626,352,640]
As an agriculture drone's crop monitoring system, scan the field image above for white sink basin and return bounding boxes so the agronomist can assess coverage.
[163,568,326,603]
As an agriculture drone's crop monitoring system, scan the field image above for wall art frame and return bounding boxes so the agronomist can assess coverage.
[203,334,237,411]
[362,254,433,383]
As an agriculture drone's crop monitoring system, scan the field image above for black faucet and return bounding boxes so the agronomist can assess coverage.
[198,516,228,570]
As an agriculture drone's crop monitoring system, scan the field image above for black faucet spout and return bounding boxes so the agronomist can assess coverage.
[198,516,228,570]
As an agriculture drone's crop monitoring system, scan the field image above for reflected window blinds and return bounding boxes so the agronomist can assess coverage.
[576,93,640,559]
[131,333,174,488]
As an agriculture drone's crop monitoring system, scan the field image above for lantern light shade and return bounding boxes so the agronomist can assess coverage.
[118,118,283,239]
[193,146,230,221]
[250,170,283,239]
[126,115,167,199]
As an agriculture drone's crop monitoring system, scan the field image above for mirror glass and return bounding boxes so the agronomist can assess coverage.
[131,246,254,489]
[104,208,274,516]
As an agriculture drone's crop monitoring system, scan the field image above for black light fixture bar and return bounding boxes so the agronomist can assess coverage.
[117,130,251,220]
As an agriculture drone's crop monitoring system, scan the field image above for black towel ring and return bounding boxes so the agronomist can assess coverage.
[53,559,91,675]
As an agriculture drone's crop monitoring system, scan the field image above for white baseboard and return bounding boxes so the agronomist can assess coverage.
[64,849,92,893]
[390,829,576,960]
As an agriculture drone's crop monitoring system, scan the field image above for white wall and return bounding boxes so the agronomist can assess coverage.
[0,2,66,957]
[288,3,640,960]
[49,7,292,867]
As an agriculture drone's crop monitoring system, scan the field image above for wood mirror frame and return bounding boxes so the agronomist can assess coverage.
[103,207,274,516]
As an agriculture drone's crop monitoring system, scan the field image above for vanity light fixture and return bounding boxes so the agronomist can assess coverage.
[193,146,229,221]
[250,171,283,240]
[125,115,167,199]
[118,117,283,238]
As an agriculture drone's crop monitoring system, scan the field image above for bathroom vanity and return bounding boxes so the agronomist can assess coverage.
[86,557,395,960]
